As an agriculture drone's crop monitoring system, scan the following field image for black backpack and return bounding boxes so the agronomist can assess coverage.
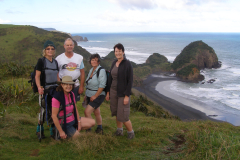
[28,57,58,93]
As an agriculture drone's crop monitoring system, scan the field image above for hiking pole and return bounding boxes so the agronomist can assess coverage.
[38,86,43,142]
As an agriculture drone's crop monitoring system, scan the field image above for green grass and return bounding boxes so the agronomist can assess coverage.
[1,90,240,159]
[0,24,92,71]
[176,64,199,77]
[0,24,21,29]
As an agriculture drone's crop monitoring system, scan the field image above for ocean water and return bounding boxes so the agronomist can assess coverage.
[73,33,240,126]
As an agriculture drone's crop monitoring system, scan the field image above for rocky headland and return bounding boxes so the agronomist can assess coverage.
[72,35,88,42]
[171,40,221,83]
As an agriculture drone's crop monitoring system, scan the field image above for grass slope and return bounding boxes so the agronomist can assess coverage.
[1,100,240,159]
[0,24,91,71]
[1,78,240,160]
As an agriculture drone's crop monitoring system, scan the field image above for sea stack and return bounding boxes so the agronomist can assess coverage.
[172,40,221,83]
[72,36,88,42]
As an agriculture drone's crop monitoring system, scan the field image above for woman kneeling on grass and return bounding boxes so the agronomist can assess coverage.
[52,76,95,139]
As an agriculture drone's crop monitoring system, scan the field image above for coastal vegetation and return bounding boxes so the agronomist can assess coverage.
[1,24,237,159]
[1,93,240,159]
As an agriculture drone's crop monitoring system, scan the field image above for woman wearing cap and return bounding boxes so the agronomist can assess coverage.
[105,43,134,139]
[35,40,59,140]
[52,76,95,139]
[84,53,107,134]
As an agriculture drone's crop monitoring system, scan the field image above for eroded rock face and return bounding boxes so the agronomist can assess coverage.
[191,50,220,69]
[173,41,221,83]
[177,71,205,83]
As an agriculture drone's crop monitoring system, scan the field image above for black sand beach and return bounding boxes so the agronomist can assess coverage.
[134,73,219,122]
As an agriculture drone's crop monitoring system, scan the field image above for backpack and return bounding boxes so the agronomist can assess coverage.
[28,57,58,93]
[86,67,109,92]
[96,67,110,92]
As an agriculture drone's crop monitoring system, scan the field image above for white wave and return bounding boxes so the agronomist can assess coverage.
[232,93,239,97]
[169,81,240,113]
[126,50,150,56]
[223,87,240,91]
[79,46,112,57]
[151,74,173,78]
[223,99,240,110]
[165,56,176,62]
[217,63,231,70]
[87,41,106,42]
[228,68,240,75]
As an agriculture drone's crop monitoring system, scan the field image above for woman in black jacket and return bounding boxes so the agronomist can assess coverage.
[106,43,134,139]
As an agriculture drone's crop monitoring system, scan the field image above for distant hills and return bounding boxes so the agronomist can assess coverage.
[42,28,56,31]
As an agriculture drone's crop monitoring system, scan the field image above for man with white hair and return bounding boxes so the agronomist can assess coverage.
[56,38,85,102]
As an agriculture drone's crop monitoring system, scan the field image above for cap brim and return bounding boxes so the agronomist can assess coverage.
[57,81,75,85]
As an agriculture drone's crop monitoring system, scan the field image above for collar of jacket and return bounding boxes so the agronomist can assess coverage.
[114,56,127,64]
[89,64,101,74]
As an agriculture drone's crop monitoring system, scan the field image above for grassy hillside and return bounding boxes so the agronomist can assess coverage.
[1,92,240,159]
[0,24,91,71]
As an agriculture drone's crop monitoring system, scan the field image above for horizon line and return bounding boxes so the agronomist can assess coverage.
[71,32,240,34]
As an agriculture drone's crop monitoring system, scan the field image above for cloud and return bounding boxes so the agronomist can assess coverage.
[108,0,157,10]
[0,18,11,23]
[108,0,227,10]
[5,9,23,14]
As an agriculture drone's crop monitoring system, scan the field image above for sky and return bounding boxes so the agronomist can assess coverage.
[0,0,240,33]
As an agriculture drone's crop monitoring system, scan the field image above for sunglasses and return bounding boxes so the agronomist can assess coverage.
[46,48,55,50]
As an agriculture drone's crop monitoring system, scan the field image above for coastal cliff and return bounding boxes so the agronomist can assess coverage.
[172,41,221,82]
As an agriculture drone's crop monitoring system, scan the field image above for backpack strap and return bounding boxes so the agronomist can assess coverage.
[42,58,58,87]
[86,67,105,91]
[70,92,78,129]
[96,67,104,78]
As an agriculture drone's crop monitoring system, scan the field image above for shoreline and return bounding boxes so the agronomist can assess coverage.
[133,73,222,122]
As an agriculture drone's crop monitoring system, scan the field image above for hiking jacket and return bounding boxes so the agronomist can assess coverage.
[107,57,133,97]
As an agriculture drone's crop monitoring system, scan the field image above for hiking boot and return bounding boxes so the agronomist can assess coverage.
[114,129,123,136]
[127,132,135,139]
[36,132,45,140]
[95,128,103,135]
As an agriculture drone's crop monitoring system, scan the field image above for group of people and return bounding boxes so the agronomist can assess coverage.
[36,38,135,140]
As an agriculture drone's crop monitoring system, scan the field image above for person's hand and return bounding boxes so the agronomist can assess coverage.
[38,87,44,95]
[123,96,129,105]
[84,96,86,101]
[78,86,84,94]
[105,92,110,101]
[90,95,97,101]
[59,131,67,139]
